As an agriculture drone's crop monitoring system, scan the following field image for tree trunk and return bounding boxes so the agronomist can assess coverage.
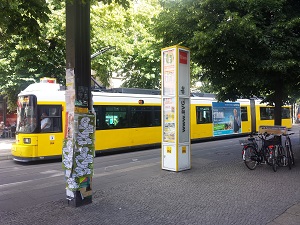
[274,79,283,126]
[274,98,282,126]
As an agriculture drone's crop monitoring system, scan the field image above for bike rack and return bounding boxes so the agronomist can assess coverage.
[258,125,287,135]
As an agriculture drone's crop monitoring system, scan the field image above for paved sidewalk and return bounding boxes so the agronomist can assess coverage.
[266,204,300,225]
[0,138,14,160]
[1,134,300,224]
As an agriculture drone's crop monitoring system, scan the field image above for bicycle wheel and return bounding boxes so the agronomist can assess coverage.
[277,145,285,167]
[243,146,258,170]
[288,138,295,166]
[272,158,278,172]
[272,146,278,172]
[286,145,292,170]
[291,149,295,166]
[264,147,273,166]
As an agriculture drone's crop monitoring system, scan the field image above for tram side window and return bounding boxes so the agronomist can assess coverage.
[94,106,128,129]
[38,105,62,132]
[241,107,248,121]
[153,106,161,126]
[130,106,159,127]
[282,108,291,119]
[94,106,109,130]
[105,106,128,128]
[260,107,274,120]
[94,105,161,130]
[196,106,212,124]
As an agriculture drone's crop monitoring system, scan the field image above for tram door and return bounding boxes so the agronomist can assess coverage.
[38,105,64,157]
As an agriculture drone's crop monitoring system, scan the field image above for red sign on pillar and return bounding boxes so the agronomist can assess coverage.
[179,50,188,64]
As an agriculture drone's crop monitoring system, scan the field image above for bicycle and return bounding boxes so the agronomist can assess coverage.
[268,140,284,172]
[283,132,295,166]
[259,134,275,167]
[269,133,294,172]
[240,133,272,170]
[240,134,259,170]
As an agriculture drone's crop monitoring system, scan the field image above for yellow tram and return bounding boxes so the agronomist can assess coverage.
[11,80,292,161]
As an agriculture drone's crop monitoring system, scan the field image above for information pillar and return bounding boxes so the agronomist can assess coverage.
[161,45,191,172]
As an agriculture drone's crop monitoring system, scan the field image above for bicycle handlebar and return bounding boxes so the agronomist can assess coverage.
[283,132,294,136]
[248,131,294,141]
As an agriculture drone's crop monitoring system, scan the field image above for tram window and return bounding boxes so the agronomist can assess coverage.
[94,105,128,129]
[260,107,274,120]
[94,105,161,130]
[130,106,160,127]
[38,105,62,132]
[94,106,109,130]
[130,106,155,127]
[104,106,128,128]
[153,106,161,126]
[16,95,38,133]
[196,106,212,124]
[282,108,291,119]
[241,107,248,121]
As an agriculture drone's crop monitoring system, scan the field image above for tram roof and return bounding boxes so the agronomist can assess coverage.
[18,82,65,102]
[21,82,62,93]
[18,82,265,105]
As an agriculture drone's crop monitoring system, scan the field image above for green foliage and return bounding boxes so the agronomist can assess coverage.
[91,0,162,89]
[96,0,130,8]
[0,0,130,111]
[0,0,50,45]
[0,0,162,111]
[154,0,300,124]
[0,0,66,112]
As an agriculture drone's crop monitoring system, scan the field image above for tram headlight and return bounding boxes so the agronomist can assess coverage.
[23,138,31,144]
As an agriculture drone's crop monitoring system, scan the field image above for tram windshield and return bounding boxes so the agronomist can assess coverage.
[16,95,38,133]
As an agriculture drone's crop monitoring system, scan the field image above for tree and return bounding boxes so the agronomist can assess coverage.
[91,0,162,89]
[0,0,64,111]
[0,0,50,45]
[0,0,132,111]
[1,0,161,111]
[155,0,300,125]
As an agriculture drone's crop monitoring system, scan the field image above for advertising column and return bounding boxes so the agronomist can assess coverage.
[161,45,191,172]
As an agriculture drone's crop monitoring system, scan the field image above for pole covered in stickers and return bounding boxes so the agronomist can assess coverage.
[64,0,95,207]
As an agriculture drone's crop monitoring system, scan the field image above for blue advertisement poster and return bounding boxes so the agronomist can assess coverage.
[212,102,241,136]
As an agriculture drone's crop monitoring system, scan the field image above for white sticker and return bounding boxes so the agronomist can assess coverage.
[66,189,74,198]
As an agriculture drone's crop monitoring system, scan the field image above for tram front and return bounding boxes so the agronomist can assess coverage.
[12,95,39,161]
[11,86,64,162]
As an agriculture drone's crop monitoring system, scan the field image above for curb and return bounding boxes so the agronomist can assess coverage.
[0,154,12,161]
[0,139,14,161]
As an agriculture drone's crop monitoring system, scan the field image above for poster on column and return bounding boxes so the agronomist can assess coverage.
[163,97,176,143]
[212,102,241,136]
[163,49,176,96]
